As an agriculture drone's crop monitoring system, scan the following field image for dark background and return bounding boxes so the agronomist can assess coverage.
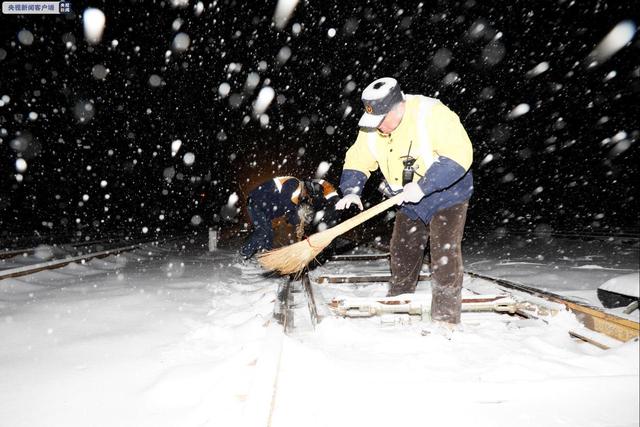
[1,0,638,246]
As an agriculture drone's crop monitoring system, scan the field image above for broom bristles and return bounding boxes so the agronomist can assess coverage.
[257,228,338,275]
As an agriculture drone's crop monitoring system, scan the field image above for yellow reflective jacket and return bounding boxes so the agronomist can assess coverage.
[340,95,474,222]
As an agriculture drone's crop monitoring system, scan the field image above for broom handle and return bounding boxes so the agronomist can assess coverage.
[330,193,404,237]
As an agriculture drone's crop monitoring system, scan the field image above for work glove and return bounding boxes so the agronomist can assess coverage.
[399,182,425,204]
[297,203,314,225]
[335,194,363,211]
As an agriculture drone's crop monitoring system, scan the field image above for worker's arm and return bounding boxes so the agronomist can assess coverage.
[281,179,302,225]
[339,131,379,196]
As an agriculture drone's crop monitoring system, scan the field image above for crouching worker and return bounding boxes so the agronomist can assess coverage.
[240,176,311,260]
[240,176,340,260]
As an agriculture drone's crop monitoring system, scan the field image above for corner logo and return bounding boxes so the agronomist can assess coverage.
[2,1,72,14]
[365,104,373,114]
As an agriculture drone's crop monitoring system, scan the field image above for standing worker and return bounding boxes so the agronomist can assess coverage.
[335,77,474,326]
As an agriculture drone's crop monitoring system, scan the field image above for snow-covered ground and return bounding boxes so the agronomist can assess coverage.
[0,237,638,426]
[464,233,639,316]
[0,243,277,426]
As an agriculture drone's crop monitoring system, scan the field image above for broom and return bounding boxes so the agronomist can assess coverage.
[258,193,404,275]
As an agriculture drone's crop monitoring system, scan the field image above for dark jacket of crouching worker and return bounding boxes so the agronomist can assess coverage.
[240,177,339,260]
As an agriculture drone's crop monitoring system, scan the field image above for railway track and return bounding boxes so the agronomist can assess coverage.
[0,239,103,260]
[248,249,639,425]
[280,269,637,344]
[0,233,159,259]
[0,236,184,281]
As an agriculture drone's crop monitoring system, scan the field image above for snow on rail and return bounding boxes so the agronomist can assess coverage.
[0,244,141,280]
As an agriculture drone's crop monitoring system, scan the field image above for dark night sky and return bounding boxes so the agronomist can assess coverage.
[1,0,638,244]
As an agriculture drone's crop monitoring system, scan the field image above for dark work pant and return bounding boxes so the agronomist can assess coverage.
[240,199,273,259]
[389,202,469,324]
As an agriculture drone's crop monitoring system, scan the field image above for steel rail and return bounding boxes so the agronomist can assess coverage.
[0,236,183,281]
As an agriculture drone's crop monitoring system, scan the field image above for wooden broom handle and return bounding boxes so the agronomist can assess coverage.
[330,193,404,237]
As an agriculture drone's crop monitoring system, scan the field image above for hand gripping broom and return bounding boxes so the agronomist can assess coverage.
[258,193,403,275]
